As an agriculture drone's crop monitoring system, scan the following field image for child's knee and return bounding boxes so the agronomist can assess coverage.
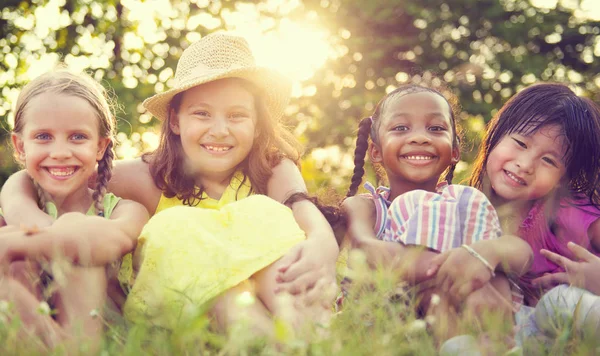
[9,260,37,279]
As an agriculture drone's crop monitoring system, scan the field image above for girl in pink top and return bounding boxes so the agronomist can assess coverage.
[461,83,600,344]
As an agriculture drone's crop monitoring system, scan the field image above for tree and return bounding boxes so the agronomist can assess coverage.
[1,0,599,189]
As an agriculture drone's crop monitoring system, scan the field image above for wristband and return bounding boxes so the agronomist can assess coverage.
[461,244,496,278]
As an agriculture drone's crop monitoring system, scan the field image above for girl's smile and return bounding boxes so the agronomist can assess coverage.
[170,78,258,187]
[43,166,80,180]
[486,124,566,203]
[11,92,109,203]
[370,91,459,197]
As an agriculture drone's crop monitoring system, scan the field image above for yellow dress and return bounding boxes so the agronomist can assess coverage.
[122,172,306,329]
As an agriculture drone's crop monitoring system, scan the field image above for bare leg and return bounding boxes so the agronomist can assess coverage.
[9,260,44,300]
[0,277,64,350]
[208,282,274,336]
[50,265,107,353]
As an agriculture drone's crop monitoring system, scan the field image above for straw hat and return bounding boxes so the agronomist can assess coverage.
[143,32,292,121]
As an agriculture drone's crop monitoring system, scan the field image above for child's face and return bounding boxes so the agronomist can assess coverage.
[11,92,109,200]
[171,78,257,185]
[486,124,567,203]
[370,91,458,189]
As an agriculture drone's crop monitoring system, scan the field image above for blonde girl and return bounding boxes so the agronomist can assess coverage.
[0,69,148,350]
[1,33,338,333]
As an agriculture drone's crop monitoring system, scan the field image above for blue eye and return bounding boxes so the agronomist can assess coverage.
[71,133,88,140]
[35,133,51,140]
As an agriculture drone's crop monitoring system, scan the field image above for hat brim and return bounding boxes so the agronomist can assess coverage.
[143,67,292,122]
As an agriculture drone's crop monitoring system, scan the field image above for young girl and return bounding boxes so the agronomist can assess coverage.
[342,83,532,343]
[0,69,148,350]
[461,82,600,343]
[1,33,339,333]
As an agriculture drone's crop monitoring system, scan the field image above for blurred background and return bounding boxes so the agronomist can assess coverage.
[1,0,599,193]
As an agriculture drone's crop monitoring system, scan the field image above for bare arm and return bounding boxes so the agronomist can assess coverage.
[342,195,437,283]
[587,218,600,252]
[267,159,339,293]
[268,159,338,251]
[109,158,162,215]
[5,199,149,266]
[471,235,533,277]
[0,170,54,227]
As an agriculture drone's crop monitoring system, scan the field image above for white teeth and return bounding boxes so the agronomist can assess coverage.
[47,167,75,177]
[505,170,525,185]
[204,145,231,152]
[404,155,433,160]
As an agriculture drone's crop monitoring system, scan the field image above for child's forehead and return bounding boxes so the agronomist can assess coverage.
[381,91,452,122]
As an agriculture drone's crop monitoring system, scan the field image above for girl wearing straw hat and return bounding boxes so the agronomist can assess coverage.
[1,33,339,333]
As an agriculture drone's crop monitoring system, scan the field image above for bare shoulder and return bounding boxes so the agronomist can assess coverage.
[267,158,307,203]
[342,195,374,215]
[110,158,161,214]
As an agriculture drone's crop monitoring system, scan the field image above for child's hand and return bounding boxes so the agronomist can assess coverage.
[427,246,494,303]
[274,238,338,305]
[462,282,513,318]
[533,242,600,295]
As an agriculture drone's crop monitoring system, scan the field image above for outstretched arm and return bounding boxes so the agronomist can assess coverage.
[342,195,437,283]
[0,170,54,227]
[2,199,148,266]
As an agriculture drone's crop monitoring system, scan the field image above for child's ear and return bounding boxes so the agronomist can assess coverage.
[451,145,460,164]
[369,144,383,163]
[11,133,26,162]
[96,137,111,161]
[169,109,181,135]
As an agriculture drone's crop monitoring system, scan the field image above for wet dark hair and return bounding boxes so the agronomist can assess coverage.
[346,83,461,197]
[470,83,600,209]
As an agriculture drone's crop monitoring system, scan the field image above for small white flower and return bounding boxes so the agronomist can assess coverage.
[430,293,441,306]
[37,301,51,316]
[425,315,436,325]
[89,309,99,318]
[235,291,256,307]
[407,319,427,334]
[0,300,10,314]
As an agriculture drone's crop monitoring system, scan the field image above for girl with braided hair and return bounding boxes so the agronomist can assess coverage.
[0,68,148,350]
[342,83,532,347]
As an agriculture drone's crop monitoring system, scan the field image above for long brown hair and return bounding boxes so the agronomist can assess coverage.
[12,68,116,216]
[145,78,303,205]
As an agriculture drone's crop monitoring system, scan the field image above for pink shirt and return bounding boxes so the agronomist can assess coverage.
[519,199,600,304]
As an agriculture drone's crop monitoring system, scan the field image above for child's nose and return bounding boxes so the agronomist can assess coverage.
[515,156,534,174]
[209,117,229,138]
[409,131,431,145]
[49,142,73,159]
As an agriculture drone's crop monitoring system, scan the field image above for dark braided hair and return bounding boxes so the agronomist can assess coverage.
[346,117,373,197]
[283,191,347,246]
[346,83,461,198]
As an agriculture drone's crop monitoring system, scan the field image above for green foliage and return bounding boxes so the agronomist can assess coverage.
[1,0,600,191]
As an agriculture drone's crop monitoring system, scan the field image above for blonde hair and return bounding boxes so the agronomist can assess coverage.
[12,68,116,216]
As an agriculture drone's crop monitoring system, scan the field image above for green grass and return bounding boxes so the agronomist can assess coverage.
[1,266,600,355]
